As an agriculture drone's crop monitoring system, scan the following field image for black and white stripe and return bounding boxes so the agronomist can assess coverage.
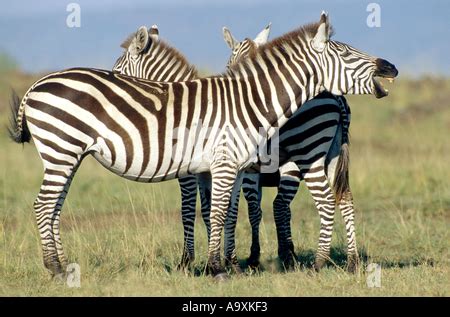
[114,25,209,268]
[10,12,397,279]
[223,32,357,270]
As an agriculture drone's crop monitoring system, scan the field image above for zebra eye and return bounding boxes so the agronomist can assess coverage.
[340,46,351,57]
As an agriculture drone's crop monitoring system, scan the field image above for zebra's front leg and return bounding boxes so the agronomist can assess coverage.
[207,163,239,280]
[177,176,198,270]
[304,168,336,271]
[273,164,300,269]
[339,189,359,273]
[242,173,262,268]
[35,165,78,278]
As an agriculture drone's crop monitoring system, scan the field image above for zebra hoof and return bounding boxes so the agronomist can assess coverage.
[225,257,242,274]
[246,257,260,269]
[177,254,194,272]
[214,272,230,282]
[176,264,191,275]
[281,258,296,271]
[314,257,326,272]
[52,272,67,284]
[279,251,296,271]
[347,256,360,274]
[176,261,191,271]
[232,264,243,275]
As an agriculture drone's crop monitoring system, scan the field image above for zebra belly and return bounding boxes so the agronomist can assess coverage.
[90,136,211,183]
[278,100,341,173]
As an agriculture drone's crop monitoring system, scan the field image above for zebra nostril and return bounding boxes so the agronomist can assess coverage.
[375,58,398,77]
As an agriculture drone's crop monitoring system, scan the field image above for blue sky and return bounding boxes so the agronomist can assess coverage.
[0,0,448,76]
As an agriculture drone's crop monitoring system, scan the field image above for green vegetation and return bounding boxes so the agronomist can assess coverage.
[0,71,448,296]
[0,53,18,74]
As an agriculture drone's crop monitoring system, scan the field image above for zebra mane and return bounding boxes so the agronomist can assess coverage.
[261,21,334,51]
[225,21,334,77]
[119,32,198,79]
[120,33,135,49]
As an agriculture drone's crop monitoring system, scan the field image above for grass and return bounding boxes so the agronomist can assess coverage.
[0,71,449,296]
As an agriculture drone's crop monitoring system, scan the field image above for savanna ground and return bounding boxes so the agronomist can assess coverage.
[0,66,449,296]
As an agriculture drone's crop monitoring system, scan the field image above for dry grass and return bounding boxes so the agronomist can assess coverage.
[0,71,449,296]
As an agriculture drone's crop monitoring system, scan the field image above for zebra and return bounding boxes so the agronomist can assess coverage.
[222,23,272,68]
[9,12,398,280]
[113,24,206,269]
[221,27,355,271]
[113,24,272,272]
[113,23,353,272]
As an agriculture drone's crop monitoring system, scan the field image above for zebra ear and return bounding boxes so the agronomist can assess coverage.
[149,24,159,42]
[253,22,271,47]
[312,11,330,51]
[129,26,149,56]
[222,27,238,49]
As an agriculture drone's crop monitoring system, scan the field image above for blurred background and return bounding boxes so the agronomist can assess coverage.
[0,0,449,296]
[0,0,449,75]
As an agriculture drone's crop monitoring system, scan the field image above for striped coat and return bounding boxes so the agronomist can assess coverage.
[10,12,398,279]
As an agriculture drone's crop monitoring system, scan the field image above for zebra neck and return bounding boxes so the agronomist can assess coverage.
[230,42,323,141]
[142,42,199,82]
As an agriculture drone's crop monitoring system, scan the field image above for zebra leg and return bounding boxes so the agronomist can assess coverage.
[242,173,262,268]
[198,173,244,274]
[34,164,79,278]
[207,163,240,280]
[339,189,359,273]
[224,175,243,274]
[273,164,300,269]
[177,175,198,270]
[197,173,212,242]
[304,167,336,271]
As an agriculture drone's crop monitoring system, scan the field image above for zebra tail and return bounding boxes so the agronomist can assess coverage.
[333,142,350,203]
[8,90,31,144]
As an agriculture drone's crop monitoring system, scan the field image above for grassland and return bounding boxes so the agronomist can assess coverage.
[0,70,449,296]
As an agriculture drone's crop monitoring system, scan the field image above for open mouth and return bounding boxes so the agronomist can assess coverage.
[373,75,395,98]
[373,59,398,98]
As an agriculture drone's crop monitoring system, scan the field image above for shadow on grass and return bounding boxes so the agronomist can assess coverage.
[293,247,435,271]
[162,261,213,277]
[161,246,436,277]
[371,257,436,269]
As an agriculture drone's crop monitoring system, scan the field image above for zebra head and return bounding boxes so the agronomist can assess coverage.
[112,25,197,81]
[223,23,272,68]
[310,12,398,98]
[113,26,156,76]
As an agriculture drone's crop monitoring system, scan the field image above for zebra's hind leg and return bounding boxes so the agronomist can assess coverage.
[273,163,300,270]
[198,172,212,242]
[223,174,243,274]
[339,189,359,273]
[304,167,336,271]
[35,163,80,278]
[177,176,198,270]
[207,163,241,280]
[242,173,262,269]
[198,173,242,275]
